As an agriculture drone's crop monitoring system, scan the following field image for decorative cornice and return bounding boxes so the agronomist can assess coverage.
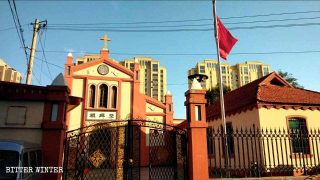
[72,58,134,77]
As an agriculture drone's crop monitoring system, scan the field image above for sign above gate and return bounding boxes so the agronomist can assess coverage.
[86,111,117,120]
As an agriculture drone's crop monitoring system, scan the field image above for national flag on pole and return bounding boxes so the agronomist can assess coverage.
[217,17,238,60]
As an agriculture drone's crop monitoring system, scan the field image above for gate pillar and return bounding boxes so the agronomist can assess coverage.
[185,79,209,180]
[42,85,70,180]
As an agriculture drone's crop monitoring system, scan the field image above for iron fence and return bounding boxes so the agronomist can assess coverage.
[207,125,320,178]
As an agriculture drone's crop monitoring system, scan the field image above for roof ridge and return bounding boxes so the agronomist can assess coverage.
[294,87,320,94]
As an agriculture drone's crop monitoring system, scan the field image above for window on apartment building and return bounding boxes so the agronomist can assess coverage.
[200,66,205,73]
[130,63,134,71]
[213,63,216,68]
[99,84,108,108]
[288,118,310,154]
[110,86,117,109]
[89,85,96,108]
[222,66,226,74]
[152,64,158,72]
[263,67,269,76]
[244,76,249,84]
[222,123,235,157]
[152,74,158,79]
[222,76,227,84]
[243,67,248,74]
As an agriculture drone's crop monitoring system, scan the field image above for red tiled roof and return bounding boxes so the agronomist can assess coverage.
[258,85,320,105]
[206,72,320,120]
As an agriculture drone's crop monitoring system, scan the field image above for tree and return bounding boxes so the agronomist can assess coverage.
[205,86,231,105]
[278,70,304,88]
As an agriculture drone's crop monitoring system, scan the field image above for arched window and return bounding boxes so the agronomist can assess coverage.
[99,84,108,108]
[110,86,117,108]
[89,85,96,108]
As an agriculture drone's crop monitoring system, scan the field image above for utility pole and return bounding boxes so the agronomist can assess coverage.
[26,19,39,84]
[26,19,47,85]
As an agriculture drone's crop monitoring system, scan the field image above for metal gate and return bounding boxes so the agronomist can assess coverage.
[63,120,187,180]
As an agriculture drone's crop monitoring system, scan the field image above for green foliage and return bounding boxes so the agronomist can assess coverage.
[205,85,231,105]
[278,70,304,88]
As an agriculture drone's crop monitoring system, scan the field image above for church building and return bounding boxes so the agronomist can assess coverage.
[64,35,174,131]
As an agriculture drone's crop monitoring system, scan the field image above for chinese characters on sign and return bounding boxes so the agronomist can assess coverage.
[86,111,117,120]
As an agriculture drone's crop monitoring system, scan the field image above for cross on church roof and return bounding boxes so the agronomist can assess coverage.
[100,34,111,49]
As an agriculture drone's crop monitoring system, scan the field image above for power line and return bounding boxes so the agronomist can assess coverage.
[1,10,319,32]
[37,31,44,83]
[224,16,320,25]
[0,24,27,31]
[33,56,64,69]
[26,56,188,86]
[33,57,54,83]
[7,0,29,75]
[12,0,28,59]
[38,29,53,80]
[39,50,320,56]
[46,21,320,32]
[229,22,320,30]
[8,0,22,44]
[221,10,320,19]
[26,49,320,79]
[49,9,320,26]
[3,11,320,33]
[48,16,320,29]
[32,72,41,85]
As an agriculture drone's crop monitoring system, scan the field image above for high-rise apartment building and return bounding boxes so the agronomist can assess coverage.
[188,60,272,90]
[0,59,22,83]
[120,57,167,102]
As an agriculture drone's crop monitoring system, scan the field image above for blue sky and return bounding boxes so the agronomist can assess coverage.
[1,1,320,118]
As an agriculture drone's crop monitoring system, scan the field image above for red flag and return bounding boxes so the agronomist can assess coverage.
[217,17,238,60]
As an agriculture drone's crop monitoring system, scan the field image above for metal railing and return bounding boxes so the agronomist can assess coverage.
[207,125,320,178]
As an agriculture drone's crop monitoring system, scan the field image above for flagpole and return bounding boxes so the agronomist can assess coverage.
[212,0,229,175]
